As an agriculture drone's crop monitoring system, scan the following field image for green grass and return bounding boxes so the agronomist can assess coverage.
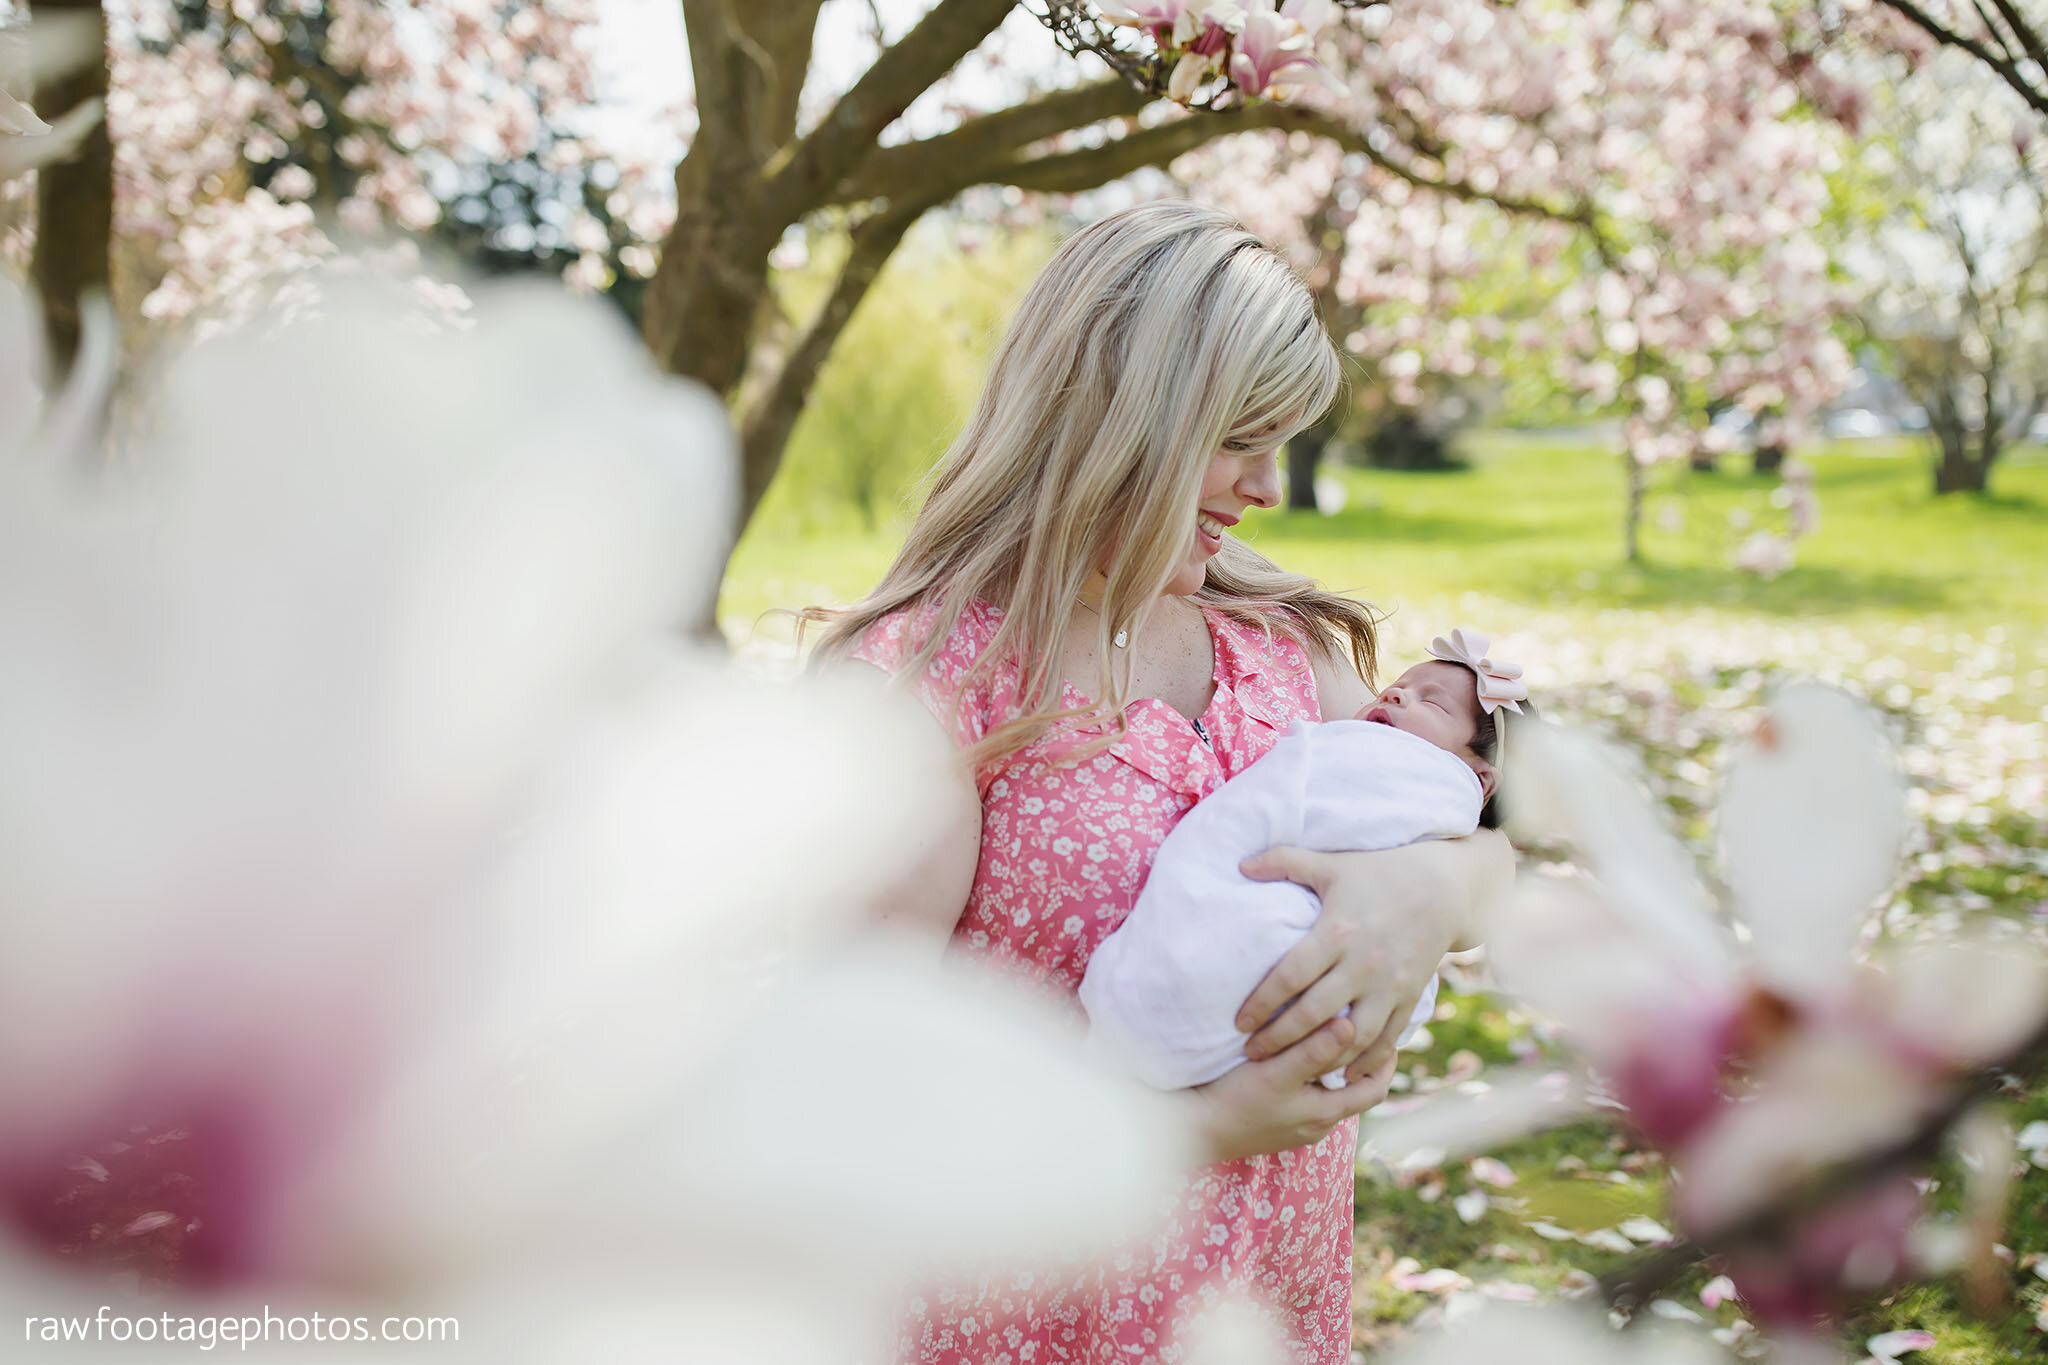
[723,434,2048,649]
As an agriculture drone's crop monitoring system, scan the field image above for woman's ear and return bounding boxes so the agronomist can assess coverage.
[1470,755,1498,806]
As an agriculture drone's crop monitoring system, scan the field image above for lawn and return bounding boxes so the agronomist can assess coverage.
[726,433,2048,651]
[725,434,2048,1361]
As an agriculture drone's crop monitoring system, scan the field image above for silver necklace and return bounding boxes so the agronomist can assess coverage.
[1075,597,1129,649]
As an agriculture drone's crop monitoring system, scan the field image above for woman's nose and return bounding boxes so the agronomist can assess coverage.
[1237,449,1282,509]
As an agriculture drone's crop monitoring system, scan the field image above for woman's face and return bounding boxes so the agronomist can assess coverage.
[1162,438,1285,595]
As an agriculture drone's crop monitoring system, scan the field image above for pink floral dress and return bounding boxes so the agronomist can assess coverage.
[852,599,1356,1365]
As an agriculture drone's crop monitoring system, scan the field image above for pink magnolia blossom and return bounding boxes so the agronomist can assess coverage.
[1229,6,1332,98]
[1169,50,1217,102]
[1484,686,2048,1320]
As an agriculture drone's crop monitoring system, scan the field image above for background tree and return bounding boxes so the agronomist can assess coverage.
[1844,44,2048,494]
[1176,1,1860,561]
[4,3,1984,591]
[4,1,667,341]
[1866,0,2048,120]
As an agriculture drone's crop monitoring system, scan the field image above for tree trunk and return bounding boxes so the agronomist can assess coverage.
[1932,449,1985,492]
[1623,448,1644,562]
[1928,398,1995,492]
[1751,440,1786,476]
[1286,403,1342,511]
[1932,437,1994,492]
[28,0,112,379]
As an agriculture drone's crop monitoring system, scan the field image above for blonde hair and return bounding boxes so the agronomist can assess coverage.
[802,199,1379,771]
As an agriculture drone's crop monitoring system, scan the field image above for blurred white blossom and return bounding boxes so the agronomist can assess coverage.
[0,270,1191,1356]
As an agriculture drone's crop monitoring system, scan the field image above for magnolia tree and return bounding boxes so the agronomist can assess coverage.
[4,0,680,351]
[8,1,1962,591]
[1173,0,1862,561]
[1842,43,2048,494]
[1861,0,2048,121]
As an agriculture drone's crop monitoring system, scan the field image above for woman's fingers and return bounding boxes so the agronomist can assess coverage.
[1277,1016,1355,1088]
[1343,987,1424,1081]
[1244,964,1357,1061]
[1328,1052,1397,1118]
[1239,844,1334,893]
[1233,930,1341,1038]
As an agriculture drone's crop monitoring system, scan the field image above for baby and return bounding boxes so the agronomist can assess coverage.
[1079,629,1529,1090]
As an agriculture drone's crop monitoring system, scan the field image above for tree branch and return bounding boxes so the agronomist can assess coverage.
[735,199,929,524]
[963,107,1262,194]
[981,102,1593,233]
[681,0,746,156]
[1874,0,2048,120]
[828,77,1150,205]
[760,0,1015,222]
[1969,0,2021,66]
[1985,0,2048,81]
[750,1,832,154]
[1268,105,1598,228]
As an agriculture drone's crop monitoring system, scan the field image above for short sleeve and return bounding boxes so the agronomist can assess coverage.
[1208,610,1324,730]
[847,602,1002,756]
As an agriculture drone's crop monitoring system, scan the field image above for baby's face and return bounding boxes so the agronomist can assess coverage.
[1355,660,1483,756]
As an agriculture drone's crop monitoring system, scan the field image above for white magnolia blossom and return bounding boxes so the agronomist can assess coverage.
[0,270,1191,1358]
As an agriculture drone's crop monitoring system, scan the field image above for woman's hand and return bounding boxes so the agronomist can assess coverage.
[1188,1018,1398,1161]
[1234,831,1513,1084]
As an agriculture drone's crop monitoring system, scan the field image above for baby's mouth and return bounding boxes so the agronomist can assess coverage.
[1364,706,1392,725]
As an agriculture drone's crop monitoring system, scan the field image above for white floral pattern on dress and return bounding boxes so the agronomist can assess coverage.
[853,599,1357,1365]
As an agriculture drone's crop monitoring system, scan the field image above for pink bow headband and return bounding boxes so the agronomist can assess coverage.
[1427,628,1527,716]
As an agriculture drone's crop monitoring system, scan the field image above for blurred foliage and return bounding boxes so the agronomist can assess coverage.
[752,224,1056,535]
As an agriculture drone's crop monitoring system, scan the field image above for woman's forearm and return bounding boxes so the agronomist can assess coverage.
[1438,826,1514,951]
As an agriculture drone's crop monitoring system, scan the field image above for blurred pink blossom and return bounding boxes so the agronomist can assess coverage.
[1485,687,2048,1320]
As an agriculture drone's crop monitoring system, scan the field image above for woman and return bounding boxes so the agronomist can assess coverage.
[805,201,1510,1363]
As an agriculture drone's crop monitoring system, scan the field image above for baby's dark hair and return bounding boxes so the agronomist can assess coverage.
[1472,698,1538,830]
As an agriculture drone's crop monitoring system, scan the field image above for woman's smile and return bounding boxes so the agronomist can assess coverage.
[1195,509,1237,554]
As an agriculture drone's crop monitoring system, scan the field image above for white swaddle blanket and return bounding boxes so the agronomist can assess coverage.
[1079,718,1483,1089]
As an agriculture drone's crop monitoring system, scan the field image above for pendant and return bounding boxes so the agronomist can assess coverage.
[1114,627,1129,649]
